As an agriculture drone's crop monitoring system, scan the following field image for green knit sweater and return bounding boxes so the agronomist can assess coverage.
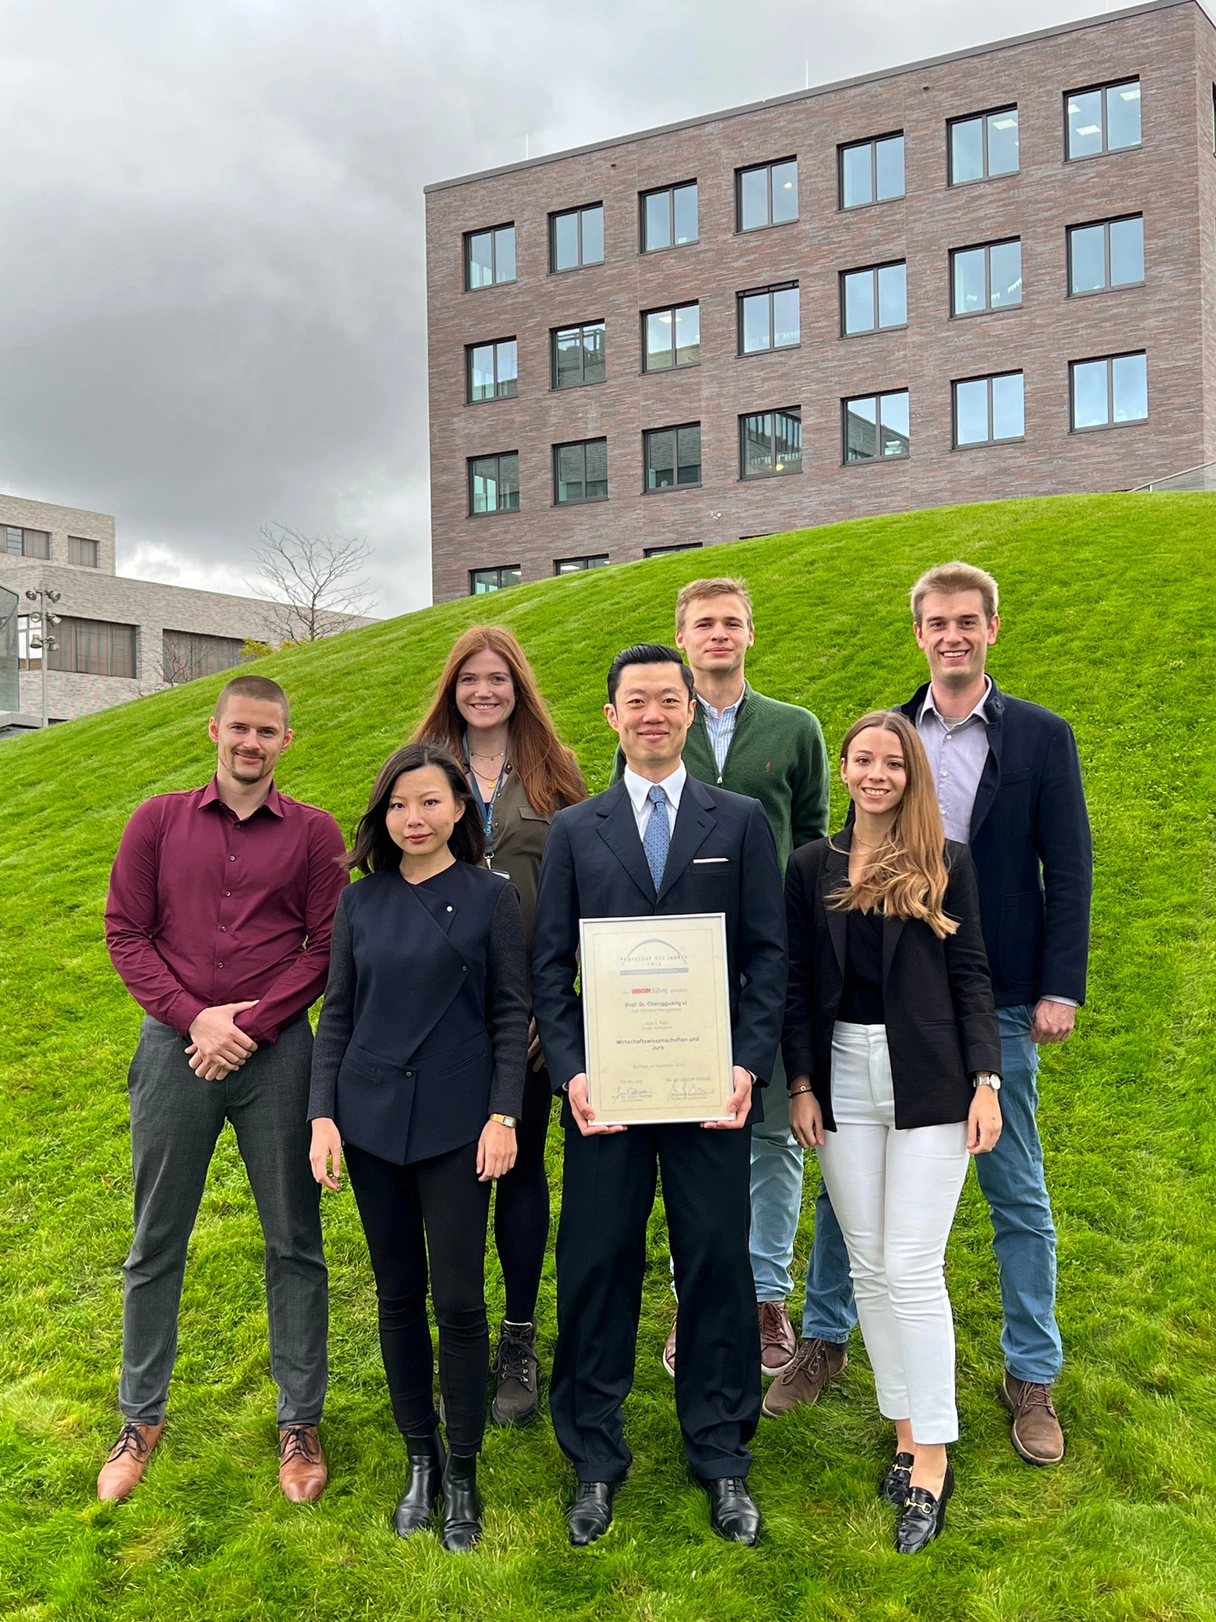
[610,682,830,873]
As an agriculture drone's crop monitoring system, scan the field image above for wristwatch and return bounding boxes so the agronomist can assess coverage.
[489,1113,519,1128]
[973,1072,1002,1091]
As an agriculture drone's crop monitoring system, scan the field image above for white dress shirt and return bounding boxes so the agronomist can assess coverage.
[622,762,686,842]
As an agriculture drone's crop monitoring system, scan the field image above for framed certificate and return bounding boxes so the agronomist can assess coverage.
[579,912,734,1125]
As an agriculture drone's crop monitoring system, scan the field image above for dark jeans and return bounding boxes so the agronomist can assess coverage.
[345,1138,492,1456]
[492,1061,552,1324]
[120,1015,326,1426]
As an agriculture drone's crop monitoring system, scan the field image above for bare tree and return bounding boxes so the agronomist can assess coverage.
[249,524,378,642]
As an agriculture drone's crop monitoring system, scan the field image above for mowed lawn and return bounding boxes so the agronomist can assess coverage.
[1,492,1215,1622]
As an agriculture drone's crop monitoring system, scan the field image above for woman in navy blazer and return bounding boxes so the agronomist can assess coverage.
[308,743,528,1552]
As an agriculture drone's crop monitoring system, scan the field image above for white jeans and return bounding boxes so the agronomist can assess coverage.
[816,1022,970,1445]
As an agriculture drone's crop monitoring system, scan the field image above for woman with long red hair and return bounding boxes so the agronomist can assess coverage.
[414,625,586,1426]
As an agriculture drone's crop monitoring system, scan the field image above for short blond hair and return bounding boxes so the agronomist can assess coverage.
[675,577,754,634]
[910,561,999,625]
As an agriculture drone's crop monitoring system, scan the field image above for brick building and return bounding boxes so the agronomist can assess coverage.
[424,0,1216,602]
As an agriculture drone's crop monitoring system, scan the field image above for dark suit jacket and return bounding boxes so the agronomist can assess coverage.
[782,828,1002,1131]
[901,680,1093,1007]
[532,775,788,1110]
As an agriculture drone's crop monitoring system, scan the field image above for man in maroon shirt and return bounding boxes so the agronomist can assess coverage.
[100,673,347,1504]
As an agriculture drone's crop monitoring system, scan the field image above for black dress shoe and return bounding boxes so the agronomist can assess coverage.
[878,1451,915,1507]
[699,1476,761,1545]
[393,1430,445,1536]
[895,1462,954,1554]
[567,1480,616,1546]
[440,1454,482,1553]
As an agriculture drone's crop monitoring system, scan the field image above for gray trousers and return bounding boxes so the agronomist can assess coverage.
[119,1015,327,1426]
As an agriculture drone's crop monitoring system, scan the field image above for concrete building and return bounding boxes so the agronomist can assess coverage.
[0,492,371,728]
[424,0,1216,602]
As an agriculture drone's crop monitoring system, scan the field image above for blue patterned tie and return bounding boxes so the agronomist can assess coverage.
[643,784,670,892]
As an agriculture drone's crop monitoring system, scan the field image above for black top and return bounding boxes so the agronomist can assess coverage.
[838,907,884,1024]
[308,860,529,1165]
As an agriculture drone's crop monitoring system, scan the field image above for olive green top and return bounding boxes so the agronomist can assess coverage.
[480,764,552,963]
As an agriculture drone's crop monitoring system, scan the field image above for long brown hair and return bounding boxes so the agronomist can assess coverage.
[829,710,958,940]
[346,743,485,875]
[413,625,587,816]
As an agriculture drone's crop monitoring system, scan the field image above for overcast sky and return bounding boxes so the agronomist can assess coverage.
[0,0,1183,614]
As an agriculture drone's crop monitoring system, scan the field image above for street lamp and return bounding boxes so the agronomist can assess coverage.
[24,586,61,728]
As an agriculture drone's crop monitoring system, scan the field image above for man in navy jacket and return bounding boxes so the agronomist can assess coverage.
[770,563,1092,1470]
[533,644,786,1548]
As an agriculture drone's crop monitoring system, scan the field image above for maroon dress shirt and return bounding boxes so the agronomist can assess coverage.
[105,777,348,1044]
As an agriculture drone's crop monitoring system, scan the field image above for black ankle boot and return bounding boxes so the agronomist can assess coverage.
[393,1430,445,1536]
[441,1453,483,1552]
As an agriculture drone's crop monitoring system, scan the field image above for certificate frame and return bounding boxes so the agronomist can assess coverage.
[579,912,734,1126]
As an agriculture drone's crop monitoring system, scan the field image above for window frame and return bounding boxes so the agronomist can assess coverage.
[67,536,100,567]
[162,628,247,685]
[947,105,1020,185]
[553,437,609,505]
[465,337,518,403]
[464,223,516,290]
[1065,78,1142,160]
[551,320,607,389]
[549,202,605,273]
[1066,214,1145,296]
[737,282,800,354]
[554,554,610,574]
[643,422,703,493]
[735,158,799,232]
[738,407,803,480]
[640,181,699,253]
[840,260,908,336]
[949,238,1023,318]
[469,565,522,595]
[643,543,703,558]
[467,451,520,517]
[838,132,906,209]
[46,614,137,677]
[951,371,1025,449]
[5,525,51,560]
[842,391,912,464]
[1069,351,1148,432]
[641,301,701,372]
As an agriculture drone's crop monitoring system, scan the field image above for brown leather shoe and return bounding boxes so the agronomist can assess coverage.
[662,1315,677,1378]
[757,1300,796,1376]
[279,1423,327,1501]
[97,1420,164,1502]
[1001,1375,1065,1465]
[761,1337,848,1418]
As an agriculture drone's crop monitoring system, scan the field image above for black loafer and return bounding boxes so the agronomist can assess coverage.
[440,1456,482,1553]
[895,1462,954,1554]
[568,1480,616,1546]
[699,1476,760,1546]
[879,1451,915,1507]
[393,1430,445,1535]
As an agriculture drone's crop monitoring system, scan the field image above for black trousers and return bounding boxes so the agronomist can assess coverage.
[550,1116,759,1483]
[492,1060,552,1324]
[345,1139,491,1456]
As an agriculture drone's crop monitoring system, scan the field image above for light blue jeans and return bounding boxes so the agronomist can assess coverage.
[801,1006,1064,1385]
[749,1051,805,1302]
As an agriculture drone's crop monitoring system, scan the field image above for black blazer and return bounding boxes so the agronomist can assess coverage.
[901,680,1092,1008]
[782,829,1002,1131]
[308,861,529,1165]
[532,775,788,1107]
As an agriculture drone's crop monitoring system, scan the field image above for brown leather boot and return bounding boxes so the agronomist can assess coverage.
[97,1420,164,1502]
[761,1337,848,1418]
[1001,1376,1065,1465]
[278,1424,327,1502]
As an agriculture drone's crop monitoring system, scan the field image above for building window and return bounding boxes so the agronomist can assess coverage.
[552,321,606,388]
[554,554,609,574]
[951,240,1023,315]
[841,262,907,335]
[839,134,905,207]
[468,452,520,515]
[1067,79,1141,159]
[948,107,1019,184]
[844,392,911,461]
[738,284,800,353]
[737,159,798,230]
[645,424,701,490]
[39,615,136,677]
[470,565,521,594]
[163,629,247,685]
[555,438,608,504]
[1068,215,1144,294]
[740,409,802,478]
[644,543,703,558]
[5,526,50,560]
[641,182,698,251]
[953,372,1025,447]
[643,303,700,371]
[551,203,604,272]
[466,338,518,402]
[465,224,516,289]
[1071,352,1148,430]
[67,536,100,567]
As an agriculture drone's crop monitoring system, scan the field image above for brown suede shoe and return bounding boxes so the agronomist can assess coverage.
[662,1314,677,1378]
[761,1337,848,1418]
[279,1424,327,1502]
[757,1301,797,1376]
[1001,1376,1065,1465]
[97,1420,164,1502]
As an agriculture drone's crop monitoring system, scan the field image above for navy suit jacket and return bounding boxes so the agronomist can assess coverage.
[532,775,788,1110]
[901,679,1092,1008]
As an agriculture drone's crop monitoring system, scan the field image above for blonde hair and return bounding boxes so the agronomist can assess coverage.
[910,561,999,625]
[675,577,754,634]
[830,710,958,940]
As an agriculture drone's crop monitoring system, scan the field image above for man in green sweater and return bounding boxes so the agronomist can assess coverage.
[612,577,830,1376]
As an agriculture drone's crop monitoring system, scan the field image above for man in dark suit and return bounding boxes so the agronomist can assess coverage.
[772,562,1091,1470]
[533,644,787,1547]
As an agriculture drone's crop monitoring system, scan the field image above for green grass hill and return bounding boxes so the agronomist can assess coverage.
[2,492,1215,1622]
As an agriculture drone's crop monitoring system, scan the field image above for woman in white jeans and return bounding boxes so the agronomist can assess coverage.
[783,710,1002,1553]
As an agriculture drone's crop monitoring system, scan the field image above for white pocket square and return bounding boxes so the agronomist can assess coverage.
[693,857,730,864]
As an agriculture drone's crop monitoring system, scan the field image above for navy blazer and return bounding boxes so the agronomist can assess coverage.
[308,862,529,1165]
[531,775,788,1109]
[901,680,1093,1008]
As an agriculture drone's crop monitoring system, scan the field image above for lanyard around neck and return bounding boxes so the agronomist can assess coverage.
[467,752,507,866]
